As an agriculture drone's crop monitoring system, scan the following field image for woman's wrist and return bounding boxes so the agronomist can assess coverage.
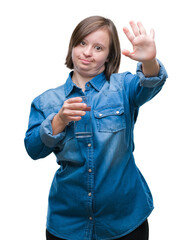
[141,58,160,77]
[51,113,69,136]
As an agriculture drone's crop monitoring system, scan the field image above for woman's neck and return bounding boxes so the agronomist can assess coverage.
[72,71,93,92]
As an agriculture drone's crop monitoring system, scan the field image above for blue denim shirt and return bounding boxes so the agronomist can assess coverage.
[25,60,168,240]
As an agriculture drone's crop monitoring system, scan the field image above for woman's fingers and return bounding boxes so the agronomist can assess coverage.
[123,27,134,43]
[59,97,91,122]
[137,21,146,35]
[129,21,140,36]
[66,102,87,110]
[65,97,91,110]
[65,109,86,116]
[122,49,134,59]
[65,97,87,110]
[150,28,155,39]
[124,21,147,40]
[59,107,86,123]
[65,97,83,104]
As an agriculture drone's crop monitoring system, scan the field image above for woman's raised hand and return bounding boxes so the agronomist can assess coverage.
[122,21,156,63]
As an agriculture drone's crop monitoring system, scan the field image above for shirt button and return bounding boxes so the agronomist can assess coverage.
[88,169,92,173]
[89,217,93,221]
[88,192,92,196]
[88,143,91,147]
[99,113,103,117]
[87,84,90,87]
[116,111,120,114]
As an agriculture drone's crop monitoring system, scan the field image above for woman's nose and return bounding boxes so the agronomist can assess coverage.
[83,46,92,57]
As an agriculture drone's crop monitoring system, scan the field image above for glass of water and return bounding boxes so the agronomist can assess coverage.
[74,96,92,138]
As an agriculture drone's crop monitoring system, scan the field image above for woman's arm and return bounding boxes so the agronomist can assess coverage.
[122,21,168,107]
[25,95,90,160]
[24,100,57,160]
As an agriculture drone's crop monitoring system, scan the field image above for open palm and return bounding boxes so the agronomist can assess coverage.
[122,21,156,62]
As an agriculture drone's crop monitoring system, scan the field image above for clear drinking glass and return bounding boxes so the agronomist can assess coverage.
[74,96,92,138]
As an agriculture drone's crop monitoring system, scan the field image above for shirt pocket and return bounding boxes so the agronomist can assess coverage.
[94,106,126,133]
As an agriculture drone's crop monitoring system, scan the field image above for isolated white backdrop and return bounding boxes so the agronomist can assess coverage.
[0,0,192,239]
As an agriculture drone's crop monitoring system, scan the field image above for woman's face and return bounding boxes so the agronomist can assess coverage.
[72,28,110,79]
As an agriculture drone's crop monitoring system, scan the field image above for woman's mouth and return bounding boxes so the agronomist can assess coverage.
[80,58,92,64]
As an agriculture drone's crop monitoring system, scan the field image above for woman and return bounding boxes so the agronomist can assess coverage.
[25,16,168,240]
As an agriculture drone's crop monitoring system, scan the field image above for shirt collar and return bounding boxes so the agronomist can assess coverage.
[89,72,106,92]
[64,71,107,97]
[64,72,76,97]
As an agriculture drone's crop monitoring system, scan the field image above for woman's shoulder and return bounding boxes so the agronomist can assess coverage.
[32,84,66,110]
[109,71,137,89]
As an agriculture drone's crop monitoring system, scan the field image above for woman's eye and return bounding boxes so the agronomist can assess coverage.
[80,41,86,46]
[95,46,102,51]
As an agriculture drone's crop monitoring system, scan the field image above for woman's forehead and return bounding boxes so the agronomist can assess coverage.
[83,29,110,44]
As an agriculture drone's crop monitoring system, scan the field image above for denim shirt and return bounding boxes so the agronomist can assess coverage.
[24,60,168,240]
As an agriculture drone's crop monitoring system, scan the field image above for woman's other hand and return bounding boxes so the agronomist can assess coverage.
[52,97,90,135]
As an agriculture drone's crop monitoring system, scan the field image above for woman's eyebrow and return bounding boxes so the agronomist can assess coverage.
[93,42,107,49]
[95,42,106,47]
[83,38,106,47]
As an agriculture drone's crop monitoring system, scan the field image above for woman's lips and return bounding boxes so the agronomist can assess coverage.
[80,58,92,64]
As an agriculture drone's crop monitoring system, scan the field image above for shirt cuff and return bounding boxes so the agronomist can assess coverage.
[40,113,66,148]
[136,59,168,88]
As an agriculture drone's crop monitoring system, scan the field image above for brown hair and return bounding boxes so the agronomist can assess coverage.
[65,16,121,80]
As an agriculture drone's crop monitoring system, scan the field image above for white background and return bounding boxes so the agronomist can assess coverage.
[0,0,192,239]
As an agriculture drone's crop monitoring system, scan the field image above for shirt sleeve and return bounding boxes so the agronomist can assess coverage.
[24,97,66,160]
[126,59,168,108]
